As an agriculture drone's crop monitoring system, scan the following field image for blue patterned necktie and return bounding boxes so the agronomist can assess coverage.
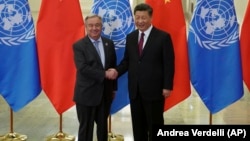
[93,41,101,57]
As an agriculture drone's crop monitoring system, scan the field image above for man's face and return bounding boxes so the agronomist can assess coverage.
[86,17,102,40]
[134,11,152,32]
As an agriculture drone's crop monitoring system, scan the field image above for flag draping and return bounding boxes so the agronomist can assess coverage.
[0,0,41,112]
[240,0,250,92]
[188,0,243,114]
[91,0,135,114]
[146,0,191,111]
[36,0,85,114]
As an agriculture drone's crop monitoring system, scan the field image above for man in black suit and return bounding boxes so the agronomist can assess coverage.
[73,14,117,141]
[107,3,175,141]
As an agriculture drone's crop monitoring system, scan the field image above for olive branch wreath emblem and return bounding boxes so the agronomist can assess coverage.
[189,26,239,50]
[0,28,35,46]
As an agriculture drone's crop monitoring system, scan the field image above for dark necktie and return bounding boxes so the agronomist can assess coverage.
[138,32,144,56]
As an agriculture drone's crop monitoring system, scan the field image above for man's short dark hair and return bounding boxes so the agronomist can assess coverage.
[134,3,153,17]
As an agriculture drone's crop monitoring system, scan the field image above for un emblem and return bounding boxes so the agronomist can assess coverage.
[189,0,239,50]
[92,0,135,49]
[0,0,35,46]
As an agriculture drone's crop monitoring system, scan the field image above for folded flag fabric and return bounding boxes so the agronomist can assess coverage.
[188,0,244,114]
[0,0,41,112]
[240,0,250,91]
[36,0,85,114]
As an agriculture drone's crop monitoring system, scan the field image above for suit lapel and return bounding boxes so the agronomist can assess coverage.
[102,38,111,69]
[131,30,141,58]
[141,27,155,57]
[86,37,103,66]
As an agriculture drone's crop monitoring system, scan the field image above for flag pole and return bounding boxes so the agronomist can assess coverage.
[209,112,212,125]
[108,114,112,133]
[46,113,75,141]
[0,108,27,140]
[107,114,124,140]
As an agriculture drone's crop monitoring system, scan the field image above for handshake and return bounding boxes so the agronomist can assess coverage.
[105,68,118,80]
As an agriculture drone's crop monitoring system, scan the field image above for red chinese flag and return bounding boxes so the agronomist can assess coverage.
[240,1,250,91]
[36,0,85,114]
[146,0,191,111]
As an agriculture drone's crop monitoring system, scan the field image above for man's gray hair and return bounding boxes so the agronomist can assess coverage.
[85,14,102,22]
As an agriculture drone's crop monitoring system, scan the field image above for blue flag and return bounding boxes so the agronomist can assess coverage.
[92,0,135,114]
[0,0,41,112]
[188,0,243,114]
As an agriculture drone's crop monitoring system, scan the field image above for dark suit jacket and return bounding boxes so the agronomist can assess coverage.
[73,36,117,106]
[116,26,174,101]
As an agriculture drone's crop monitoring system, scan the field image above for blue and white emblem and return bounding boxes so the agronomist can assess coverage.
[0,0,35,46]
[189,0,239,50]
[92,0,135,49]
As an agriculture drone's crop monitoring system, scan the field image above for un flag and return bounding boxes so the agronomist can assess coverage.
[0,0,41,112]
[92,0,135,114]
[188,0,243,114]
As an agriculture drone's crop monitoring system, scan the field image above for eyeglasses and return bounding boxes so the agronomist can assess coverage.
[87,24,102,28]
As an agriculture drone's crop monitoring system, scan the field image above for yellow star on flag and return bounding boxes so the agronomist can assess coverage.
[165,0,171,3]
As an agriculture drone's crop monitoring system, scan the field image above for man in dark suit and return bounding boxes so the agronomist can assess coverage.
[107,3,175,141]
[73,14,117,141]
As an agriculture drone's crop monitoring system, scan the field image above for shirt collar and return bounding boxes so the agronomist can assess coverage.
[139,25,153,37]
[89,36,101,43]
